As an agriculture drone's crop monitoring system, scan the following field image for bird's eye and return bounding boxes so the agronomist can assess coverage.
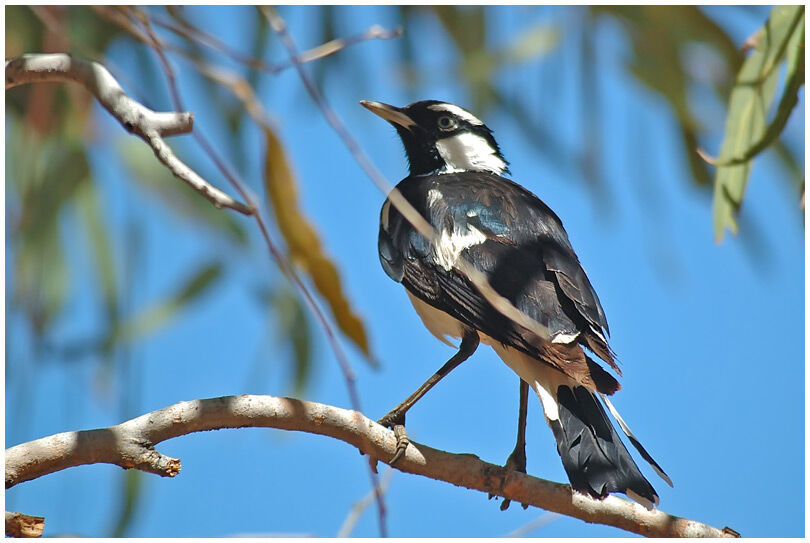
[437,115,456,130]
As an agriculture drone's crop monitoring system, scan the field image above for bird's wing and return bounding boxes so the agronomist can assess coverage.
[379,173,618,390]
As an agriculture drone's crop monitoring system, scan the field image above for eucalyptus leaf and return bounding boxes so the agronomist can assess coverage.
[500,24,559,65]
[271,288,314,395]
[113,262,223,343]
[710,23,804,168]
[10,130,90,333]
[75,180,120,324]
[712,6,803,242]
[263,126,374,362]
[109,471,143,538]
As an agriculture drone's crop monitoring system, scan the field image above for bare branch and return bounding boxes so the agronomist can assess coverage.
[5,53,190,135]
[5,395,736,538]
[5,511,45,538]
[5,53,253,215]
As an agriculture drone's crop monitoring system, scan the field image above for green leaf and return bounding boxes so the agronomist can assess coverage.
[596,6,741,188]
[14,219,69,335]
[263,127,374,362]
[711,24,804,168]
[428,6,496,111]
[109,470,143,538]
[8,128,90,333]
[271,288,314,395]
[114,261,223,342]
[75,180,120,324]
[712,6,804,242]
[500,24,560,65]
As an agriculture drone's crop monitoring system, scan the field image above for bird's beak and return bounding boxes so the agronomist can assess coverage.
[360,100,416,130]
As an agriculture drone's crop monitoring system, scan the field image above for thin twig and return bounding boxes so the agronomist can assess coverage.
[5,53,253,215]
[94,6,401,81]
[5,395,738,538]
[261,7,555,344]
[154,11,281,73]
[337,468,395,537]
[152,11,402,75]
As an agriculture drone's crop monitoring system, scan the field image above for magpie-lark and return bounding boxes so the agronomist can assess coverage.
[361,99,672,508]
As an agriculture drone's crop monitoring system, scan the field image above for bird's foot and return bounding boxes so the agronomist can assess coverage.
[489,447,529,510]
[377,411,409,465]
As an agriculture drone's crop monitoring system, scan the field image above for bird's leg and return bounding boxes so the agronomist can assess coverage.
[378,330,480,464]
[492,379,530,510]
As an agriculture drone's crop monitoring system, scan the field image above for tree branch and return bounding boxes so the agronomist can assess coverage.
[5,53,253,215]
[5,512,45,538]
[5,395,736,538]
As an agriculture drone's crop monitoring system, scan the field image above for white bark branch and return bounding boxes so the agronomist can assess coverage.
[5,53,253,215]
[5,395,737,538]
[5,511,45,538]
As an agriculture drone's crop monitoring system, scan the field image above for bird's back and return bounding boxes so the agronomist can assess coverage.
[379,171,617,393]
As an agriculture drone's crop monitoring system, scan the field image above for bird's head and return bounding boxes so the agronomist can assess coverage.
[360,99,509,177]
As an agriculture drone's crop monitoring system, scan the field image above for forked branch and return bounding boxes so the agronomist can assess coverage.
[5,53,253,215]
[5,395,736,538]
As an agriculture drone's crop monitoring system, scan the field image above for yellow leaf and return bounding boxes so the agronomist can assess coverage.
[263,127,373,360]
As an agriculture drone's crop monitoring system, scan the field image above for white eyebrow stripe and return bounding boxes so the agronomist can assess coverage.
[427,103,484,125]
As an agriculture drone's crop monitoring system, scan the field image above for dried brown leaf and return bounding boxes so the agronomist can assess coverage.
[263,127,372,360]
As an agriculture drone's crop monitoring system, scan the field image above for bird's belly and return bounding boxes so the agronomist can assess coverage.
[406,291,570,422]
[406,292,463,348]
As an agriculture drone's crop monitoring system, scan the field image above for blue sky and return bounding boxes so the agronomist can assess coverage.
[5,5,805,537]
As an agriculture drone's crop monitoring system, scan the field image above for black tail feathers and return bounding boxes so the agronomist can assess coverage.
[549,385,662,507]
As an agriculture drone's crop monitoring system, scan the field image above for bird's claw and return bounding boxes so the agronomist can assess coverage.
[389,424,409,465]
[492,448,529,510]
[377,412,409,465]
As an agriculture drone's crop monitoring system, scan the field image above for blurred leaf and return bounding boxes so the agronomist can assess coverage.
[712,6,803,242]
[500,24,559,64]
[110,471,142,538]
[75,180,120,325]
[234,11,270,168]
[114,261,223,343]
[271,288,314,395]
[429,6,496,111]
[8,125,90,333]
[69,6,128,58]
[5,7,44,56]
[311,5,339,96]
[596,6,741,187]
[772,139,804,192]
[117,139,248,245]
[680,127,713,186]
[14,220,69,335]
[263,127,373,361]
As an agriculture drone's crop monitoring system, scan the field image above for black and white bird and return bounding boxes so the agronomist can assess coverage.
[361,99,672,508]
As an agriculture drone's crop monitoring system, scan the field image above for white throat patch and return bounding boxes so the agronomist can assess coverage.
[435,132,507,175]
